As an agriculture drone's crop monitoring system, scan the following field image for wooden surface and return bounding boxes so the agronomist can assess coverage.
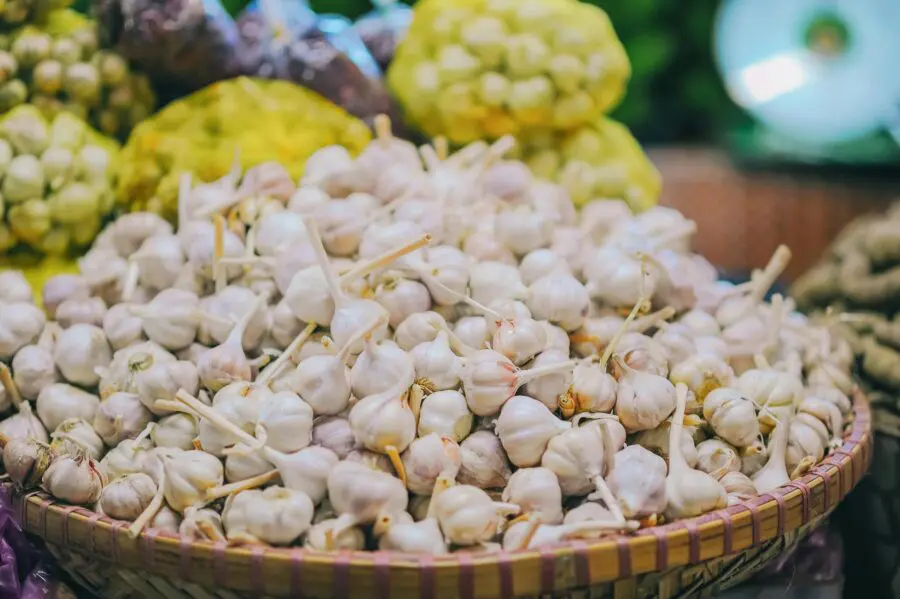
[650,147,900,282]
[7,393,871,599]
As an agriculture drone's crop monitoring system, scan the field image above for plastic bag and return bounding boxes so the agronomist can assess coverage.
[234,0,394,127]
[352,0,414,71]
[0,489,71,599]
[92,0,244,96]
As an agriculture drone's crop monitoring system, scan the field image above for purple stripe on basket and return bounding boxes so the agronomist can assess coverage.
[111,521,126,564]
[497,552,513,599]
[615,537,631,578]
[38,499,50,536]
[786,480,812,523]
[746,500,761,545]
[569,540,589,587]
[418,554,436,599]
[142,528,158,570]
[212,540,228,588]
[57,505,77,546]
[771,493,786,537]
[456,552,475,599]
[332,552,350,598]
[179,536,192,581]
[373,552,390,599]
[649,527,668,570]
[813,465,833,511]
[87,513,102,555]
[683,518,700,563]
[291,549,305,599]
[720,509,736,554]
[539,546,555,593]
[250,545,265,595]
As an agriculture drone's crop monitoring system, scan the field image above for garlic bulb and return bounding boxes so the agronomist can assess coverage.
[564,502,615,525]
[56,296,107,328]
[633,423,698,468]
[42,450,107,505]
[132,289,202,351]
[2,437,54,489]
[523,349,573,411]
[326,461,408,534]
[502,467,564,524]
[311,416,358,459]
[53,324,111,387]
[41,274,90,319]
[149,506,182,534]
[197,292,268,391]
[695,439,741,476]
[559,358,617,417]
[0,402,48,443]
[151,413,197,450]
[502,518,630,550]
[410,332,462,390]
[492,317,547,366]
[202,285,271,351]
[36,384,99,432]
[164,450,224,512]
[665,384,727,519]
[100,434,153,480]
[133,357,199,415]
[225,444,273,483]
[377,514,448,554]
[719,471,757,503]
[0,271,32,303]
[100,473,156,520]
[223,487,314,545]
[453,316,490,350]
[402,434,461,495]
[786,413,827,473]
[669,354,733,403]
[496,395,570,467]
[703,388,761,448]
[103,304,146,351]
[12,342,58,401]
[528,271,589,332]
[607,445,668,519]
[736,368,803,432]
[256,391,314,453]
[305,518,366,551]
[375,278,432,328]
[264,446,339,505]
[614,360,677,433]
[541,422,619,501]
[417,390,473,442]
[350,338,415,398]
[93,392,153,446]
[433,484,519,545]
[394,311,445,350]
[50,418,105,460]
[469,262,528,306]
[285,354,351,416]
[457,430,512,490]
[179,507,226,542]
[0,302,45,360]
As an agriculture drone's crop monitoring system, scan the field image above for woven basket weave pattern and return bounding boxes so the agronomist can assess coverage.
[6,394,871,599]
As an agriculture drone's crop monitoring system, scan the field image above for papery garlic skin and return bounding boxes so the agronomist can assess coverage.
[93,392,153,446]
[417,390,473,442]
[502,467,564,524]
[311,416,358,459]
[99,473,156,521]
[36,384,99,432]
[695,439,741,476]
[164,450,224,512]
[304,518,366,551]
[496,396,570,467]
[12,344,58,400]
[223,487,314,545]
[457,430,512,490]
[402,434,461,496]
[607,445,667,519]
[151,413,197,451]
[2,437,53,490]
[42,453,107,505]
[53,324,111,387]
[433,484,518,546]
[257,391,314,453]
[703,388,761,448]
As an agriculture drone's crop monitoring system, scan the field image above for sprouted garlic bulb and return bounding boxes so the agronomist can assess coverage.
[394,311,446,350]
[197,291,269,391]
[325,461,408,546]
[164,449,224,512]
[255,391,314,454]
[433,484,519,546]
[502,467,564,524]
[262,446,339,505]
[99,473,156,521]
[669,354,733,404]
[496,395,571,467]
[132,355,199,415]
[751,419,792,495]
[665,384,727,520]
[100,426,154,480]
[305,518,366,551]
[377,513,448,554]
[607,445,667,519]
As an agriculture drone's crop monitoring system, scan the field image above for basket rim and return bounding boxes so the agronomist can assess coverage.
[7,389,872,599]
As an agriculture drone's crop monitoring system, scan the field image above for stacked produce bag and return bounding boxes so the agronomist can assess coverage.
[790,204,900,598]
[387,0,660,211]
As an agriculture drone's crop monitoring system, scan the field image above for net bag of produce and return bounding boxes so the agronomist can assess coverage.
[351,0,414,72]
[0,0,72,27]
[0,10,156,140]
[0,105,119,257]
[234,0,394,127]
[519,116,660,211]
[116,77,372,221]
[387,0,630,144]
[91,0,244,97]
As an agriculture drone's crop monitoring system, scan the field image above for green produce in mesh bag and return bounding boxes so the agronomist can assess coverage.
[387,0,630,144]
[0,0,72,26]
[0,104,119,256]
[0,10,156,141]
[519,116,660,211]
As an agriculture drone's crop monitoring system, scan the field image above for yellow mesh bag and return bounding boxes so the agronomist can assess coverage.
[387,0,630,144]
[117,77,372,222]
[519,116,660,211]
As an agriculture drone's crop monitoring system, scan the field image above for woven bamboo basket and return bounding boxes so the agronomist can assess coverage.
[2,390,871,599]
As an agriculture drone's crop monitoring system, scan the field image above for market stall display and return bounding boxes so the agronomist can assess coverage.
[0,127,868,598]
[0,10,156,140]
[115,77,372,221]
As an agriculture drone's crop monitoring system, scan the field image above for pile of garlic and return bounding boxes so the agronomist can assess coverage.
[0,119,854,553]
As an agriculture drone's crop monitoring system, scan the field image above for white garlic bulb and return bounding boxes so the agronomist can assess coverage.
[151,413,197,450]
[695,439,741,476]
[326,461,408,533]
[93,392,153,446]
[286,355,351,416]
[99,473,156,520]
[53,324,111,387]
[256,391,314,454]
[394,311,445,350]
[703,388,761,448]
[402,434,461,495]
[527,271,589,332]
[179,507,225,542]
[12,342,58,400]
[350,338,415,398]
[51,418,105,460]
[102,304,146,351]
[0,402,48,444]
[304,518,366,551]
[0,302,45,360]
[417,390,473,442]
[502,467,564,524]
[223,486,314,545]
[433,484,519,546]
[311,416,358,459]
[2,436,54,489]
[133,357,200,415]
[614,363,677,433]
[265,446,339,505]
[42,451,107,505]
[36,384,99,432]
[457,430,512,490]
[410,332,462,390]
[377,514,448,554]
[496,395,570,467]
[607,445,668,519]
[164,450,224,512]
[100,435,153,480]
[453,316,490,350]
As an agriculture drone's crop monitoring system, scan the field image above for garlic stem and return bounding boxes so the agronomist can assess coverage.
[256,322,317,386]
[512,516,542,550]
[0,364,22,408]
[132,422,155,453]
[517,360,579,385]
[789,456,815,480]
[374,114,392,140]
[174,390,260,449]
[305,216,346,305]
[225,291,269,351]
[205,469,280,502]
[121,261,140,303]
[750,245,791,304]
[128,469,166,538]
[426,475,454,520]
[385,445,407,486]
[631,306,676,333]
[493,502,521,517]
[434,323,478,358]
[213,215,227,293]
[599,295,649,369]
[434,136,449,162]
[335,316,389,363]
[590,475,625,523]
[339,234,433,284]
[670,384,690,472]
